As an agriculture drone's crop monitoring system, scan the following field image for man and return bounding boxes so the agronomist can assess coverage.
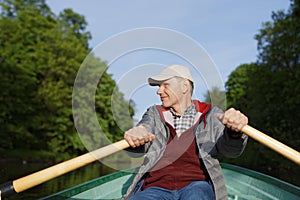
[123,65,248,200]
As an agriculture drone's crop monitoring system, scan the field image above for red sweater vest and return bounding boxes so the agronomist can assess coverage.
[142,102,210,190]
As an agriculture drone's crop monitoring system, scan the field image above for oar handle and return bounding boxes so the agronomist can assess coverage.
[242,125,300,165]
[0,139,130,198]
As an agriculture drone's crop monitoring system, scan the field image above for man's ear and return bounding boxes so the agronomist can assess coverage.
[182,79,189,94]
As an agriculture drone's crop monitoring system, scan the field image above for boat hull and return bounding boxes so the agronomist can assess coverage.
[41,163,300,200]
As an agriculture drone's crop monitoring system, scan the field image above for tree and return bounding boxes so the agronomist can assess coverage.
[0,0,134,161]
[225,0,300,185]
[225,63,263,119]
[73,54,134,152]
[57,8,91,48]
[0,0,55,150]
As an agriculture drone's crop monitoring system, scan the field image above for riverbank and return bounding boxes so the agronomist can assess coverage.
[0,148,58,163]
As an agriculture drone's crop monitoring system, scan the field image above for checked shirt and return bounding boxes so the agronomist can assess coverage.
[170,103,197,137]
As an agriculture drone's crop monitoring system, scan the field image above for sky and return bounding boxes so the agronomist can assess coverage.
[46,0,290,121]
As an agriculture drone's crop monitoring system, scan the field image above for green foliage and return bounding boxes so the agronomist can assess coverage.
[204,87,226,110]
[224,0,300,185]
[0,0,134,161]
[57,8,91,48]
[225,63,262,118]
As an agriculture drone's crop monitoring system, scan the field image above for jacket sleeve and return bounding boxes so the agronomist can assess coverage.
[136,106,157,134]
[211,106,248,158]
[125,106,158,155]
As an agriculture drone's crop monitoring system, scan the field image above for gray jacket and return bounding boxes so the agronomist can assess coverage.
[123,104,248,200]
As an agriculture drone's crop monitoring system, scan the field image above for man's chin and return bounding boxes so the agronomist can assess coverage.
[161,102,170,108]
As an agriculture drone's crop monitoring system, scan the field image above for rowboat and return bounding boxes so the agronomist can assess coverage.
[41,163,300,200]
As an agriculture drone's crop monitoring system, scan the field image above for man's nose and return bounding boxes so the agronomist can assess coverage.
[157,86,163,95]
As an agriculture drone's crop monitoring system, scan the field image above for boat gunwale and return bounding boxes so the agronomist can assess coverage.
[39,168,136,200]
[221,163,300,196]
[41,164,300,199]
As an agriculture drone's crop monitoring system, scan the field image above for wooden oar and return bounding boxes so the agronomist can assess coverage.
[0,139,130,199]
[1,125,299,199]
[241,125,300,165]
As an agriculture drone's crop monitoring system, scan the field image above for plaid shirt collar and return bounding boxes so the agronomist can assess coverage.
[170,103,197,136]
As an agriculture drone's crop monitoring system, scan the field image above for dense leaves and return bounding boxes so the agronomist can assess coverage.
[0,0,133,161]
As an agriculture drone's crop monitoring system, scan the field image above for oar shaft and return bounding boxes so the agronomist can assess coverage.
[0,139,129,197]
[242,125,300,165]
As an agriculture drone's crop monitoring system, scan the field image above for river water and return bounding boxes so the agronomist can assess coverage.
[0,161,117,200]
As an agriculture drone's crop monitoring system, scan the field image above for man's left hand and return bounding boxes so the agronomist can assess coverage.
[217,108,248,132]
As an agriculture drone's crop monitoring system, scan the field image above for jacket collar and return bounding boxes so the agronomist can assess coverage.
[156,100,211,128]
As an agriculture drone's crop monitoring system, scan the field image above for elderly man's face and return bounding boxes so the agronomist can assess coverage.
[156,77,184,108]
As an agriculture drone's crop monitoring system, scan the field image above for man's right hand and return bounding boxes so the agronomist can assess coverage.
[124,125,155,148]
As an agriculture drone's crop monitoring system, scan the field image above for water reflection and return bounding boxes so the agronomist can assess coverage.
[1,161,117,200]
